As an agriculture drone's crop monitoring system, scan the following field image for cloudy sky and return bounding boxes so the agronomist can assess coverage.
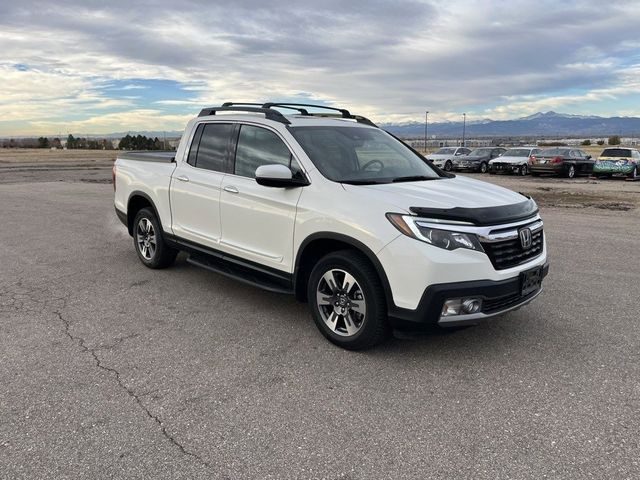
[1,0,640,135]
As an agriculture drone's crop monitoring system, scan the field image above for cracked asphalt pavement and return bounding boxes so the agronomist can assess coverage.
[1,175,639,479]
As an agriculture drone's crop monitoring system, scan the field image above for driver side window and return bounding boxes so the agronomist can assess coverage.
[234,125,302,178]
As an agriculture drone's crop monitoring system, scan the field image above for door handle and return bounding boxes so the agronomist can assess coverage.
[175,175,190,182]
[223,185,239,194]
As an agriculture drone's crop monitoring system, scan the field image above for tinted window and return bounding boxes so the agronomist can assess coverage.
[503,149,531,157]
[601,148,632,158]
[460,148,471,154]
[234,125,294,178]
[435,148,456,155]
[195,123,233,172]
[290,126,439,183]
[187,124,204,166]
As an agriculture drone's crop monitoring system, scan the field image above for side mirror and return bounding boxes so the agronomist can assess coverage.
[255,164,309,188]
[585,155,592,160]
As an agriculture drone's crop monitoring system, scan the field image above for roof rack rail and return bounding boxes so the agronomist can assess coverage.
[199,102,377,128]
[198,106,291,125]
[262,102,378,127]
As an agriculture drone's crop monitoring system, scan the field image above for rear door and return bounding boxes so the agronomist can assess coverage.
[170,122,233,248]
[219,124,305,272]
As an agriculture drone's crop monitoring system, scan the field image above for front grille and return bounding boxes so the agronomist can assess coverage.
[482,229,543,270]
[482,289,538,314]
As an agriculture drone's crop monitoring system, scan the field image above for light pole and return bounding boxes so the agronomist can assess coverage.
[424,111,429,153]
[462,113,466,147]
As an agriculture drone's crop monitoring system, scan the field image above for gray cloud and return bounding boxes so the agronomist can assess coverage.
[1,0,640,131]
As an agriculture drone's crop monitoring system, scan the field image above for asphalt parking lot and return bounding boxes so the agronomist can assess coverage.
[1,165,639,479]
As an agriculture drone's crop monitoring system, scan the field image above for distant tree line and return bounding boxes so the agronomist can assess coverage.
[66,134,114,150]
[1,133,172,150]
[118,134,166,150]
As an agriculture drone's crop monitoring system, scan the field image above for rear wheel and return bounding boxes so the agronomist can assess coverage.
[133,208,178,269]
[566,164,576,178]
[307,250,389,350]
[629,166,638,179]
[480,162,488,173]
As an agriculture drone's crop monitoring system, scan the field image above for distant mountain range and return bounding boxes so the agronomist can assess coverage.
[382,111,640,138]
[3,111,640,140]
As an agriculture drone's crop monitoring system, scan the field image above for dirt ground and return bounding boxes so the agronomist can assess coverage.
[1,149,639,211]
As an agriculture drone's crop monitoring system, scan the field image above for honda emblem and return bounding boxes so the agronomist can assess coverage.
[519,228,532,249]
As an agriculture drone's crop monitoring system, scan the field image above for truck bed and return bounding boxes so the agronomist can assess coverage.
[117,151,175,163]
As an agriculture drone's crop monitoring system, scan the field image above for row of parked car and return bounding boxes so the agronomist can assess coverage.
[426,146,640,179]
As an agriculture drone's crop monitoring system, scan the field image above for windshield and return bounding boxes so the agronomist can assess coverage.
[468,148,492,156]
[601,148,632,158]
[540,148,569,156]
[289,126,440,184]
[434,148,456,155]
[503,149,532,157]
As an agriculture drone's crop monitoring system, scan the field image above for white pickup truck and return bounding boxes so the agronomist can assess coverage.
[114,103,549,349]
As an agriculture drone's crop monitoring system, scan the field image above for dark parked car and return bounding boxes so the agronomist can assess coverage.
[452,147,507,173]
[530,148,594,178]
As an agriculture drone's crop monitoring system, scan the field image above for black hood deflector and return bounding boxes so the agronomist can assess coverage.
[409,198,538,226]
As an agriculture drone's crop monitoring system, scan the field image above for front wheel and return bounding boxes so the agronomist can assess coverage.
[444,160,453,172]
[519,164,528,176]
[566,164,576,178]
[480,162,488,173]
[133,208,178,269]
[629,166,638,179]
[307,250,389,350]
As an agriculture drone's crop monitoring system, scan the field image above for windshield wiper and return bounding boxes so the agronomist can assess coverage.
[340,179,391,185]
[391,175,438,183]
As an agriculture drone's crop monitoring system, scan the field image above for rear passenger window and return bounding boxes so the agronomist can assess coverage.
[195,123,233,172]
[234,125,298,178]
[187,124,204,167]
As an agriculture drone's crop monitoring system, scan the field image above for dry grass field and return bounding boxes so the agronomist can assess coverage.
[0,148,116,165]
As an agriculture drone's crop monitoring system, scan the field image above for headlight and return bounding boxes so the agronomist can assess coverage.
[386,214,484,252]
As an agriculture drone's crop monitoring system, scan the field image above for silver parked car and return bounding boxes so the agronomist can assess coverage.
[489,147,542,176]
[426,147,471,171]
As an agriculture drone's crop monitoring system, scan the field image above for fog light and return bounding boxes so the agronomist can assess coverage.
[462,298,482,314]
[441,298,483,317]
[441,299,463,317]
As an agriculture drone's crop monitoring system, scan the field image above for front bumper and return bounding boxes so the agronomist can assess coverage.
[490,162,522,173]
[452,162,481,171]
[388,263,550,330]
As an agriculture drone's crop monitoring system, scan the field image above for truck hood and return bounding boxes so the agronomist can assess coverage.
[343,175,528,213]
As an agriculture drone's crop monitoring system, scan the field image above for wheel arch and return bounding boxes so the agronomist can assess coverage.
[126,191,163,236]
[293,232,394,308]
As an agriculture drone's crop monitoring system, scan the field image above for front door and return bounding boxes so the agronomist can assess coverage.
[219,124,305,272]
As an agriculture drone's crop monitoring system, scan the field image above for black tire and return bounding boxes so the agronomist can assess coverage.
[566,164,576,179]
[480,162,488,173]
[444,160,453,172]
[629,167,638,180]
[132,208,178,269]
[519,164,528,176]
[307,250,389,350]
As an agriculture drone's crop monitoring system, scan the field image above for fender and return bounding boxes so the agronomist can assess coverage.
[293,232,395,309]
[126,190,164,236]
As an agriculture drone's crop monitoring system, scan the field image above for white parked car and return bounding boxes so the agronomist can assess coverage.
[113,102,549,349]
[489,147,542,176]
[426,147,471,171]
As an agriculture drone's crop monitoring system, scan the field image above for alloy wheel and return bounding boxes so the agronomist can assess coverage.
[136,218,157,260]
[316,269,366,337]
